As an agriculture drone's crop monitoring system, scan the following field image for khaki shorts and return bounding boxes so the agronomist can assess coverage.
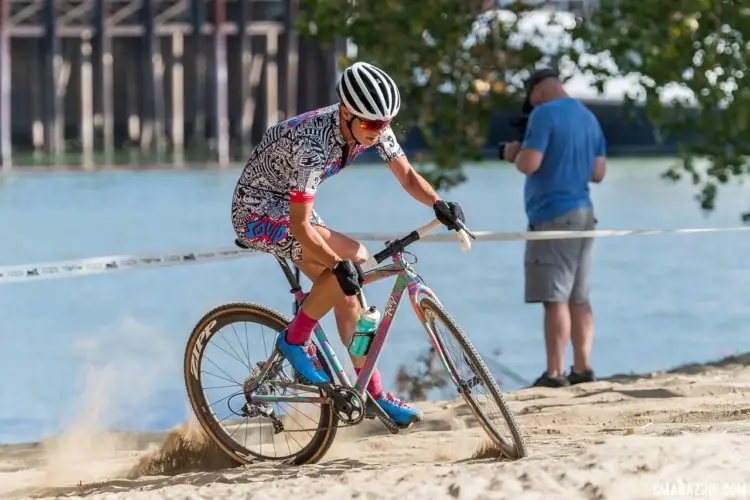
[524,207,596,304]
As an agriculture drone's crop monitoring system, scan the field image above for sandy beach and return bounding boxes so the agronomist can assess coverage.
[2,354,749,500]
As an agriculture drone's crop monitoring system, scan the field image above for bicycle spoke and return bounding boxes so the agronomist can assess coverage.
[202,355,244,387]
[230,323,252,368]
[201,369,242,387]
[261,324,269,358]
[211,335,249,370]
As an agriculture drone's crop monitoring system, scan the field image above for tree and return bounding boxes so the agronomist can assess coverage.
[566,0,750,220]
[296,0,550,189]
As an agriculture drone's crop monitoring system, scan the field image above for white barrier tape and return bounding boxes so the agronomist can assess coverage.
[1,225,748,284]
[347,225,750,243]
[0,246,259,285]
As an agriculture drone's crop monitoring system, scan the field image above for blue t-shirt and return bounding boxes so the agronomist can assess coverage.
[521,97,606,225]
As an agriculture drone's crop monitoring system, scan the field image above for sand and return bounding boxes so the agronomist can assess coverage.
[2,355,750,500]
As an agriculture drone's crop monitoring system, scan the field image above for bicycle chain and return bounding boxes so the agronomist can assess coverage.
[275,415,378,433]
[240,385,374,434]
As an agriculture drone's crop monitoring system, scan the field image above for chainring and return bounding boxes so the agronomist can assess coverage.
[329,386,366,425]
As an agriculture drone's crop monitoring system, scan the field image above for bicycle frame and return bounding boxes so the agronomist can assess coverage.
[247,252,459,408]
[248,218,473,409]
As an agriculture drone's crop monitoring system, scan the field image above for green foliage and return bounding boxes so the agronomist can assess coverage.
[296,0,549,190]
[566,0,750,220]
[298,0,750,219]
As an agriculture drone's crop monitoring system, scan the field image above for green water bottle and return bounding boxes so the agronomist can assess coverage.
[349,306,381,357]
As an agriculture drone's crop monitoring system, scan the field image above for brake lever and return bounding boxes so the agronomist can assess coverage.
[454,219,476,240]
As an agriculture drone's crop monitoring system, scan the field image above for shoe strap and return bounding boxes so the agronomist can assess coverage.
[380,392,408,408]
[303,343,323,371]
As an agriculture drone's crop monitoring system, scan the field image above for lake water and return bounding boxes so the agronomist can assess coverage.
[2,158,750,445]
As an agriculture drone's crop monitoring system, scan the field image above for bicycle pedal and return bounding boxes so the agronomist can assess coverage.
[395,415,422,430]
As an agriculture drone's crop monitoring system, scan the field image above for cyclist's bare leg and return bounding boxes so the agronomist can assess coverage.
[294,263,344,320]
[294,226,364,318]
[295,227,384,397]
[297,227,368,366]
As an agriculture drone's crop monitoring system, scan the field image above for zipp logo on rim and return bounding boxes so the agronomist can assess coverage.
[191,319,217,380]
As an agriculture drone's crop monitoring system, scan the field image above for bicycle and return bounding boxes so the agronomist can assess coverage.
[183,218,527,466]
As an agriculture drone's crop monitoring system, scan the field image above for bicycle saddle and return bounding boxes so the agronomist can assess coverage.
[234,238,252,250]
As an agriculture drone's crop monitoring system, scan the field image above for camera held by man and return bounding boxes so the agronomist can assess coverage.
[497,98,534,162]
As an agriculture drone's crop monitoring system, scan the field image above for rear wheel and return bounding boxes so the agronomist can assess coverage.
[183,302,338,465]
[419,297,527,460]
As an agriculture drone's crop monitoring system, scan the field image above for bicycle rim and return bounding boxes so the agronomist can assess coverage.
[183,302,339,465]
[419,297,527,460]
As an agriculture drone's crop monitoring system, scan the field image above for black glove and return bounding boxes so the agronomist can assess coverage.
[333,259,365,296]
[433,200,465,231]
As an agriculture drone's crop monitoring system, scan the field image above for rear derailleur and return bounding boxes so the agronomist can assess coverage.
[241,360,286,434]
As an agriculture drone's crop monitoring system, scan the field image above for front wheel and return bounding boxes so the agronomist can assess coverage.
[419,297,527,460]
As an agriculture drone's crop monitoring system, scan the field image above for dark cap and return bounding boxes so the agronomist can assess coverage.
[522,67,559,113]
[524,67,560,93]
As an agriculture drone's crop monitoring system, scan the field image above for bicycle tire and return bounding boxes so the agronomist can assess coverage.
[419,297,527,460]
[183,302,339,466]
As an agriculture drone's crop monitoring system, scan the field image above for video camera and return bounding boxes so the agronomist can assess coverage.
[497,99,533,161]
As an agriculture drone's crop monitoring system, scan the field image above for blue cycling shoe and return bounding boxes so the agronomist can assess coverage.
[366,392,423,428]
[275,330,330,385]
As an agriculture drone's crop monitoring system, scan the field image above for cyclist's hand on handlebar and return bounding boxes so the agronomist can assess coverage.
[333,259,365,296]
[433,200,466,231]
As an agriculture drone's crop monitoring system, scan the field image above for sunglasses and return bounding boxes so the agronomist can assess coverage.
[358,117,391,132]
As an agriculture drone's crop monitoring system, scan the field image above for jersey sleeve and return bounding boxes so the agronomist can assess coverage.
[290,138,327,204]
[521,107,552,154]
[596,131,607,157]
[374,127,406,164]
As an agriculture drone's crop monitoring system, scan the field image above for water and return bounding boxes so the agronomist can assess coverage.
[2,158,750,444]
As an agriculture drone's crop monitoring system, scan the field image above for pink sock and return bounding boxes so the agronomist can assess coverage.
[286,309,318,345]
[354,367,384,399]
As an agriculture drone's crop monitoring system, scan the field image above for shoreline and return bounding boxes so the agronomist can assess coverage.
[0,154,680,176]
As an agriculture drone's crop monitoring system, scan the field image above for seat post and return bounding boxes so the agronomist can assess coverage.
[292,264,302,315]
[275,256,302,294]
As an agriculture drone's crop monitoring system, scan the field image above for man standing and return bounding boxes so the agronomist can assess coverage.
[501,68,606,388]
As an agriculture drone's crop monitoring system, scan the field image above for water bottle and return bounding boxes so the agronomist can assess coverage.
[348,306,381,357]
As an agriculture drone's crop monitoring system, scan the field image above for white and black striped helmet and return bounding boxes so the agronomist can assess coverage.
[336,62,401,121]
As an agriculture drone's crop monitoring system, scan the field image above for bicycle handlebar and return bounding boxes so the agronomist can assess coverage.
[363,218,476,270]
[415,218,475,252]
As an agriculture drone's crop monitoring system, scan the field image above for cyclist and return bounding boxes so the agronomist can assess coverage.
[231,61,466,427]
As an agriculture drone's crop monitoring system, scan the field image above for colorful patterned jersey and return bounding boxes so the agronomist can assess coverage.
[231,103,406,261]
